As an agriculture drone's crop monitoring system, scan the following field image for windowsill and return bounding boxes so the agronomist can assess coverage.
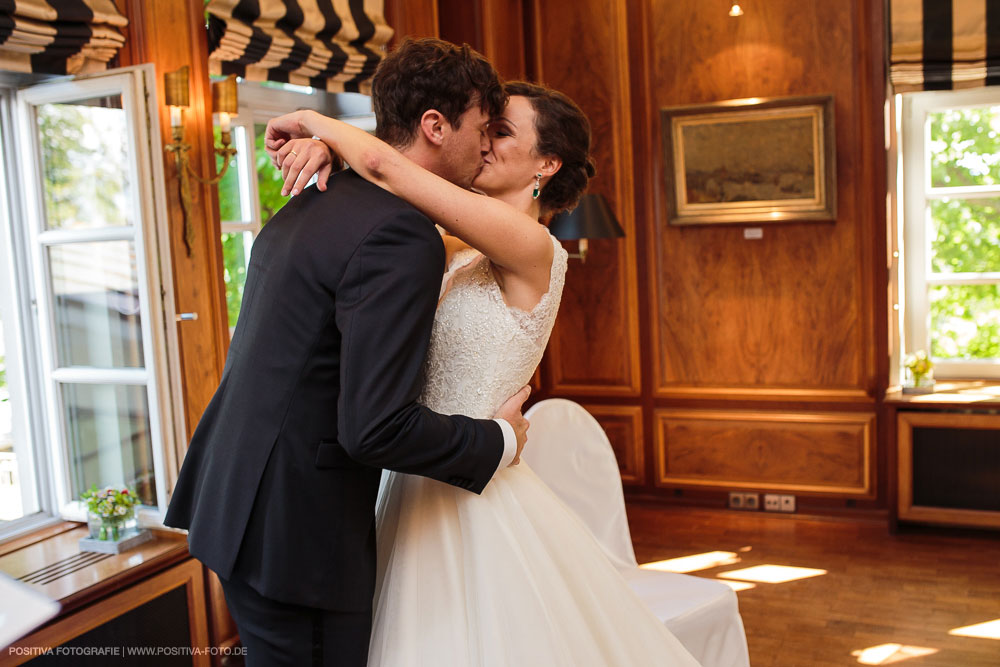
[0,524,189,616]
[885,380,1000,407]
[55,503,179,534]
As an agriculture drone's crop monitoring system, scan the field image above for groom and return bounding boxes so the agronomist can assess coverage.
[164,39,527,666]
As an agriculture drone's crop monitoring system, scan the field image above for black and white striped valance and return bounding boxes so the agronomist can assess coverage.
[890,0,1000,92]
[0,0,127,75]
[206,0,394,94]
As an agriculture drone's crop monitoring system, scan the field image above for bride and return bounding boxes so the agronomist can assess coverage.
[266,82,700,666]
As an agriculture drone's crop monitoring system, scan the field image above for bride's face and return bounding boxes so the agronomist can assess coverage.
[472,96,544,199]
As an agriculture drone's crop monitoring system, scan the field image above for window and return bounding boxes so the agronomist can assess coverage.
[0,281,30,523]
[217,81,375,331]
[899,89,1000,380]
[0,66,180,540]
[0,86,45,533]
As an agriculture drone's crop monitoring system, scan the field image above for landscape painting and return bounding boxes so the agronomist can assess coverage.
[661,96,836,225]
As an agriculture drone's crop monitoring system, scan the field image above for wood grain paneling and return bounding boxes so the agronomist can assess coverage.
[529,0,641,396]
[654,409,875,496]
[583,404,644,485]
[644,0,883,402]
[438,0,525,80]
[384,0,439,43]
[472,0,889,512]
[0,528,189,614]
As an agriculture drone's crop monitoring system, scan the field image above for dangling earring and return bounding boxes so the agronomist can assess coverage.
[532,173,542,199]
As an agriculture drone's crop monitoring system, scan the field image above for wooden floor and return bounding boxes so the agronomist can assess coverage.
[626,504,1000,667]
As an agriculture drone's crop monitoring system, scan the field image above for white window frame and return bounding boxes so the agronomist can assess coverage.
[218,82,374,332]
[899,87,1000,380]
[0,84,52,537]
[0,65,183,539]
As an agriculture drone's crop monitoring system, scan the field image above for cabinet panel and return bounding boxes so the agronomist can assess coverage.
[654,409,875,496]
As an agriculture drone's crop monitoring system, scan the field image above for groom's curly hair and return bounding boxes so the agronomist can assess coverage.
[372,38,506,149]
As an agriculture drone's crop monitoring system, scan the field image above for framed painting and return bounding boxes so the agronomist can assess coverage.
[661,95,836,225]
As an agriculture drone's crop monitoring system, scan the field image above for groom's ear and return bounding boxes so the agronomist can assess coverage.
[418,109,447,147]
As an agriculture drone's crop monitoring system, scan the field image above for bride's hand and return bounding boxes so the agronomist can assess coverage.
[274,138,341,196]
[494,386,531,465]
[264,109,316,157]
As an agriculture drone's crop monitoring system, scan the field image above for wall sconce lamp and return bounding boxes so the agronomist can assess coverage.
[163,66,239,256]
[548,193,625,263]
[729,1,744,17]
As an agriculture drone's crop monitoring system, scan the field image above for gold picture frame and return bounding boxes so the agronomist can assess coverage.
[661,95,836,225]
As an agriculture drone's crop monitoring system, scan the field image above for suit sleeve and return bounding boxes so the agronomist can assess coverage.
[335,210,505,494]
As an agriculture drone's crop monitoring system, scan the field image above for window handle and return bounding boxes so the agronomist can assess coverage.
[175,312,198,322]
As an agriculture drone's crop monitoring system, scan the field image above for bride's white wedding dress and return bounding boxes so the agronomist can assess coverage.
[369,235,700,666]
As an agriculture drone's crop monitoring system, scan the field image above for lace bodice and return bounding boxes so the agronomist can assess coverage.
[419,234,567,419]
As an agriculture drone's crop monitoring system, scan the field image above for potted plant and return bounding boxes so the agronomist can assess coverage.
[902,350,935,394]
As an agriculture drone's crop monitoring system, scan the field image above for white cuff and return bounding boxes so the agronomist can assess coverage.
[493,418,517,473]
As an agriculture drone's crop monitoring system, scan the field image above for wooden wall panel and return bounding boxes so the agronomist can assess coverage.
[645,0,882,403]
[529,0,641,396]
[473,0,889,513]
[654,409,875,496]
[584,404,644,485]
[438,0,525,80]
[384,0,439,42]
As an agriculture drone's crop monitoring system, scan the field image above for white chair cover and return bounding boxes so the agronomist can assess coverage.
[522,399,751,667]
[522,398,638,569]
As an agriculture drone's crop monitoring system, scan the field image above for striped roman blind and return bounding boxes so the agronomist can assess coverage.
[0,0,127,75]
[206,0,393,94]
[890,0,1000,92]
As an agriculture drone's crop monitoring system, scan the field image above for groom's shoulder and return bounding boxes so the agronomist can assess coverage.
[325,169,422,214]
[261,170,438,261]
[324,170,437,235]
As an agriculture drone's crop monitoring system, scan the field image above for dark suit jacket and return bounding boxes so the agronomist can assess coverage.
[164,170,504,611]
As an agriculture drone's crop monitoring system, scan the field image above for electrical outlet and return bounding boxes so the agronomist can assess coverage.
[763,493,781,511]
[729,492,759,510]
[728,492,744,509]
[780,495,796,513]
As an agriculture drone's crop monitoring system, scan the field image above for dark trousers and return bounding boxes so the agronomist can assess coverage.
[219,575,371,667]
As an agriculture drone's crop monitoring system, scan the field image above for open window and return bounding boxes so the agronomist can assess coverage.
[0,65,181,538]
[898,89,1000,380]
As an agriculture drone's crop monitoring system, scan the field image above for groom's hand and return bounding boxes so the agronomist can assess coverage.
[494,386,531,465]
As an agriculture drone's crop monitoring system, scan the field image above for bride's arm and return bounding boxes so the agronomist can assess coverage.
[265,110,553,284]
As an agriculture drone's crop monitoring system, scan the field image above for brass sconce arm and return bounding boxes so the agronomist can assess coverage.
[163,66,239,256]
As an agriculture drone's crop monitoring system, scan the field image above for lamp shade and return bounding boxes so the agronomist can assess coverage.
[164,65,190,108]
[548,194,625,241]
[212,74,239,115]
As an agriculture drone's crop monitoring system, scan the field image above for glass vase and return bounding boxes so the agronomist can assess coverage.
[87,509,137,542]
[902,367,935,394]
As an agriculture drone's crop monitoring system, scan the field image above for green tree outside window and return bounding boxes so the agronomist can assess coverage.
[218,124,291,329]
[927,107,1000,360]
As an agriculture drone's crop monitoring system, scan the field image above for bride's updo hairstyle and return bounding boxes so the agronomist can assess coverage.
[504,81,597,215]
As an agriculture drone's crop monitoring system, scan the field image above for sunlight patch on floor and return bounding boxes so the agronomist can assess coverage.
[949,618,1000,639]
[716,579,756,592]
[851,643,938,664]
[717,564,827,584]
[639,551,740,573]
